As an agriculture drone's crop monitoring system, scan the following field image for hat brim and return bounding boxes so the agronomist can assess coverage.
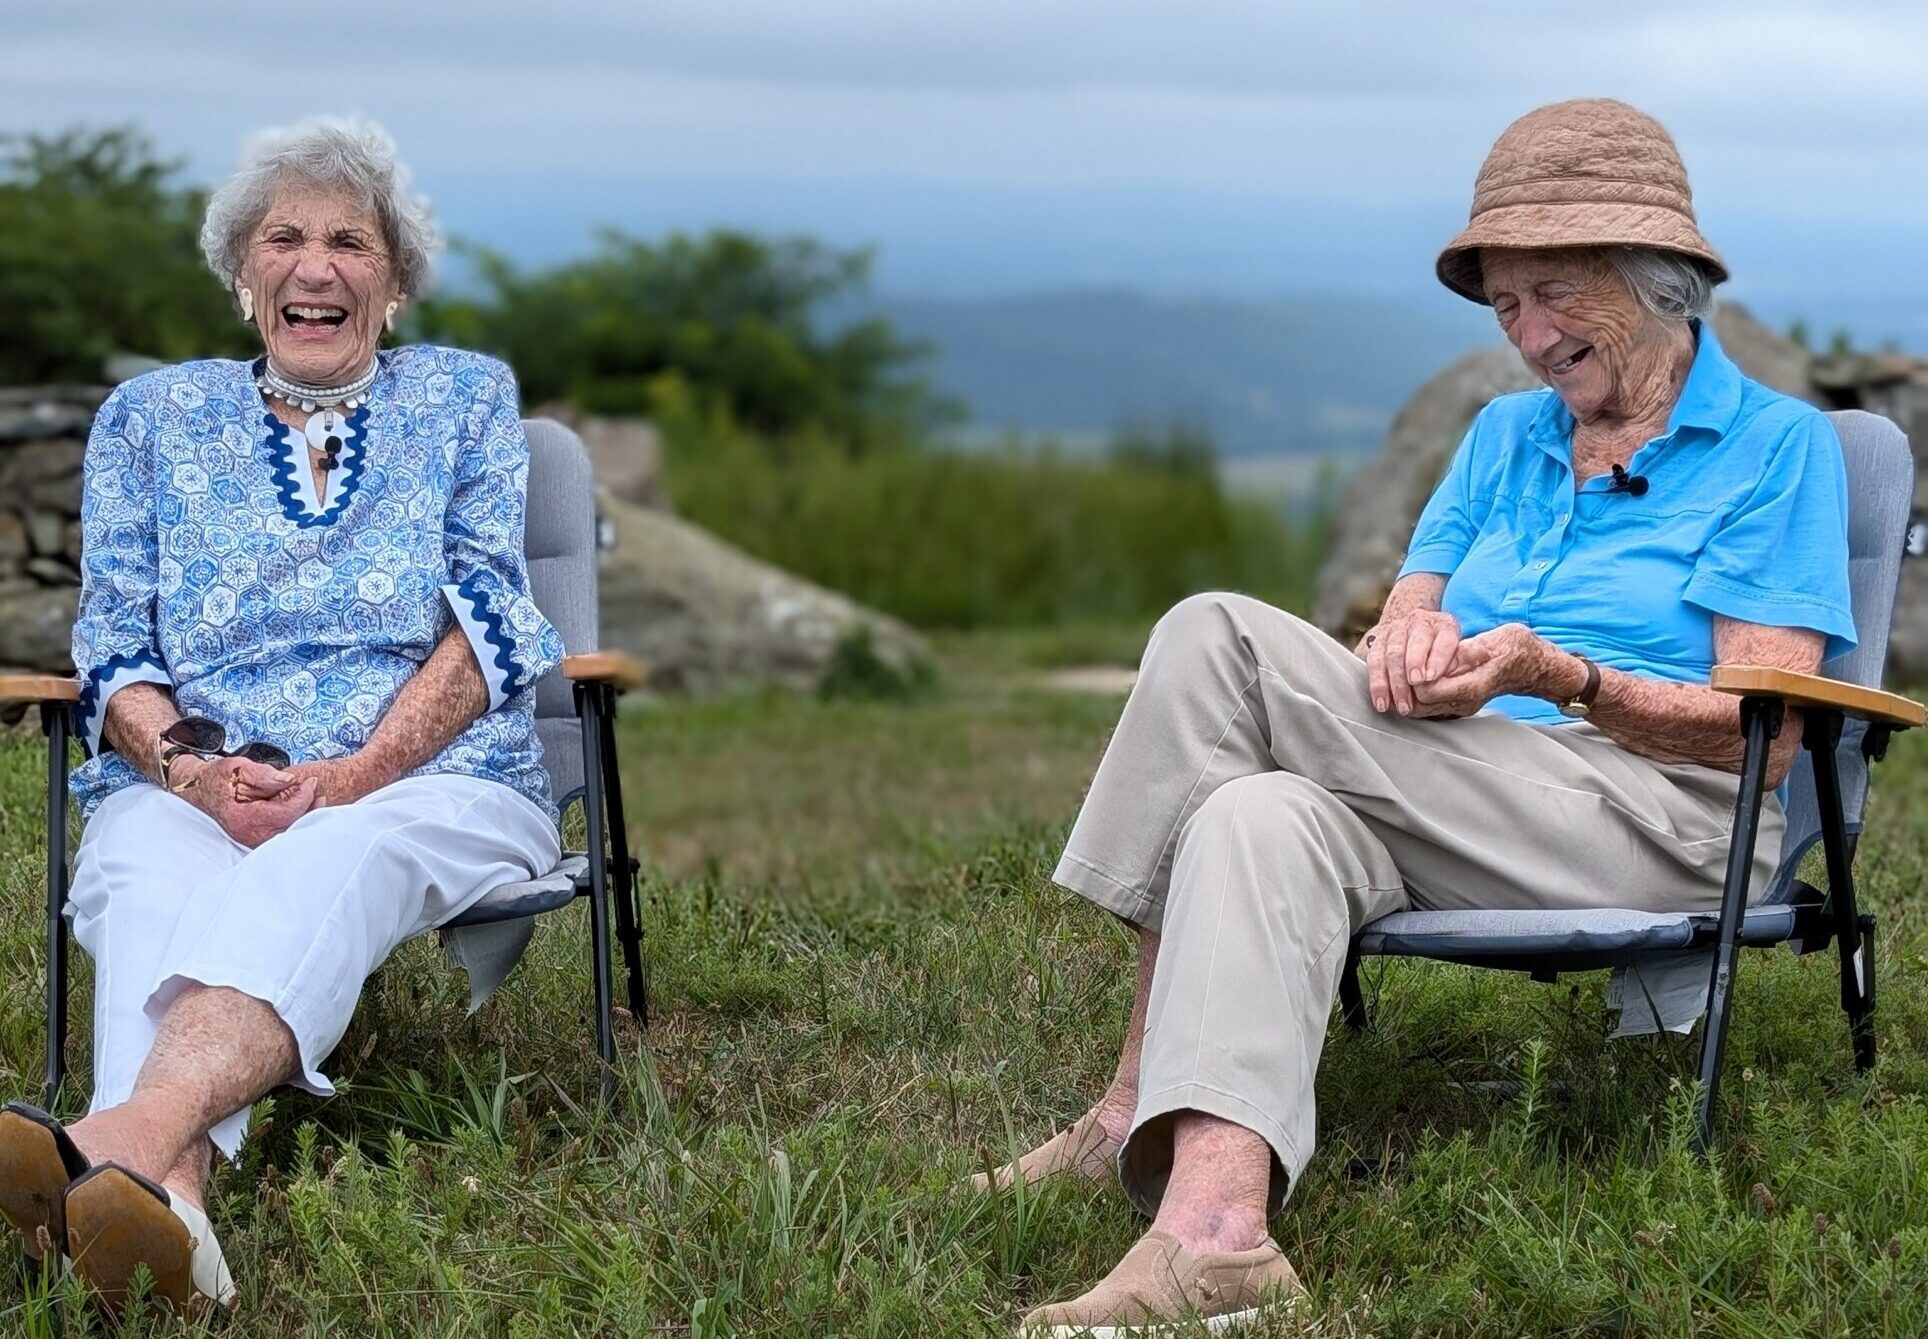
[1436,200,1727,305]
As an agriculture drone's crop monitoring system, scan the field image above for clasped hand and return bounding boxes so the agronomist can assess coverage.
[172,755,371,848]
[1358,613,1555,719]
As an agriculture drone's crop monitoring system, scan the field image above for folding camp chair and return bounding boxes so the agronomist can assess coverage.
[1338,409,1925,1150]
[0,417,648,1112]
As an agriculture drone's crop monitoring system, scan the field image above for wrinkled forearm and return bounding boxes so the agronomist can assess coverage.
[100,682,184,784]
[1377,573,1448,625]
[353,628,491,791]
[1527,640,1806,786]
[1588,666,1801,784]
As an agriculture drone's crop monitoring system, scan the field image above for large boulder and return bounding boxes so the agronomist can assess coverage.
[595,492,929,694]
[532,406,666,510]
[1313,303,1824,645]
[1814,355,1928,674]
[1312,347,1538,641]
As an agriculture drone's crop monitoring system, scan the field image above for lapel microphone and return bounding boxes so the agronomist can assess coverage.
[1609,463,1650,496]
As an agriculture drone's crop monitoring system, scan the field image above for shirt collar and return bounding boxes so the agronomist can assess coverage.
[1527,318,1744,454]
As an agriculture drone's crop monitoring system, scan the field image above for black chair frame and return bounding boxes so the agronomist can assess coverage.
[1337,698,1902,1152]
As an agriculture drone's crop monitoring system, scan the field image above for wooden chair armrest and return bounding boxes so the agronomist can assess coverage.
[561,652,648,693]
[1710,665,1926,729]
[0,675,80,708]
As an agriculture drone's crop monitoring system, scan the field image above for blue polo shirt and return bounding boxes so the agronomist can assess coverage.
[1398,321,1856,726]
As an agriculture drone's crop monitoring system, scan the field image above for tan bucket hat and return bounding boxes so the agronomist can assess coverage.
[1436,98,1727,304]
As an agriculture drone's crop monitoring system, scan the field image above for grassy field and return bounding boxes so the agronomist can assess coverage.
[1,637,1925,1336]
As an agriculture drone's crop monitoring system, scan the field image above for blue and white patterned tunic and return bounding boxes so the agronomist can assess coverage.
[70,346,565,822]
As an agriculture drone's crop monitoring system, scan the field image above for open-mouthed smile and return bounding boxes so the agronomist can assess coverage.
[1547,345,1592,375]
[282,305,349,329]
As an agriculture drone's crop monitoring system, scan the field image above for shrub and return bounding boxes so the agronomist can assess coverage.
[659,397,1326,629]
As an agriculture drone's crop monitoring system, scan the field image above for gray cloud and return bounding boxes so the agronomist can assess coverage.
[3,0,1923,339]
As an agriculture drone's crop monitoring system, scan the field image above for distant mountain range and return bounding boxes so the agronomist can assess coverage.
[862,288,1498,458]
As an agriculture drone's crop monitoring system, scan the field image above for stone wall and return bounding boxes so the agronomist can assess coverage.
[0,386,97,672]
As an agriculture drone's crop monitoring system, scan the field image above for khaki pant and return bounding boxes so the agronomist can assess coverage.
[1052,593,1780,1216]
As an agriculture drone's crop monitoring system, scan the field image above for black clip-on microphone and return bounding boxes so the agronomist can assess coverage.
[1609,463,1650,496]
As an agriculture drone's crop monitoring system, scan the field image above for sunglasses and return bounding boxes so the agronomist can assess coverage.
[160,717,292,770]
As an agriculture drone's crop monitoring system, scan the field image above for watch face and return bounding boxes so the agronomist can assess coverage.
[1560,701,1592,719]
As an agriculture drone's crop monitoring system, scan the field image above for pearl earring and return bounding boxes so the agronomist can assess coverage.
[385,301,399,334]
[238,286,254,323]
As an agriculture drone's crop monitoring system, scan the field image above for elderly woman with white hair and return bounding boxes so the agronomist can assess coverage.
[0,118,562,1309]
[991,100,1857,1335]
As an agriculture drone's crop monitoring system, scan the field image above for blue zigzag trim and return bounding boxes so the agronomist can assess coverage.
[72,649,169,750]
[453,574,529,698]
[262,401,371,529]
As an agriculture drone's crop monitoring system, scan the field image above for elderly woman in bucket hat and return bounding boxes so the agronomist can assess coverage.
[988,98,1856,1335]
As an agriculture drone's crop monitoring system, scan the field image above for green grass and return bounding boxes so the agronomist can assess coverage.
[1,637,1925,1335]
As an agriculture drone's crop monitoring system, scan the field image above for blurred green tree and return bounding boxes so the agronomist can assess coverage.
[0,127,253,384]
[411,230,946,448]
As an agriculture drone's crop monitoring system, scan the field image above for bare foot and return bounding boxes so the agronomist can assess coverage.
[161,1139,212,1213]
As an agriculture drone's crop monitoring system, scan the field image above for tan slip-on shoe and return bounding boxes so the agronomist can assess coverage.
[64,1164,236,1312]
[0,1102,90,1264]
[1020,1228,1304,1336]
[969,1112,1119,1193]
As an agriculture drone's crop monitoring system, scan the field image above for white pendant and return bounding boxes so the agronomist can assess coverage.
[305,409,346,451]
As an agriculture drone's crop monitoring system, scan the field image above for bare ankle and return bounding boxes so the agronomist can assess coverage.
[1153,1204,1270,1256]
[67,1106,181,1185]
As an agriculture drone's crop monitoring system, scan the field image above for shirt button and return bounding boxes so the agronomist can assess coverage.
[1534,559,1549,570]
[1558,512,1570,524]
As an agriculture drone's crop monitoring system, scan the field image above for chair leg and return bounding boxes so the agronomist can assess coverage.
[1693,695,1780,1154]
[597,686,648,1026]
[1339,942,1369,1032]
[1806,712,1877,1074]
[42,704,71,1112]
[578,684,618,1107]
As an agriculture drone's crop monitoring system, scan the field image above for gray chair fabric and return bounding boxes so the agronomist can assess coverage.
[1358,905,1798,970]
[449,854,589,926]
[1353,409,1915,971]
[524,417,599,807]
[1766,410,1914,900]
[442,418,603,1003]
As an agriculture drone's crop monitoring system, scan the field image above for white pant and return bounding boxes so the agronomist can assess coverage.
[69,775,560,1157]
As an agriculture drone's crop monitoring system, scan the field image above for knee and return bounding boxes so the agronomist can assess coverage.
[1186,772,1328,839]
[1176,776,1352,902]
[1145,591,1256,670]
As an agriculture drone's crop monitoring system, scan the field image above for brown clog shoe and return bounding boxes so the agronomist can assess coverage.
[0,1102,90,1263]
[64,1164,235,1312]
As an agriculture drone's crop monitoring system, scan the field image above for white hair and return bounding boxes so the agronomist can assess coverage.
[1605,245,1719,322]
[199,116,439,304]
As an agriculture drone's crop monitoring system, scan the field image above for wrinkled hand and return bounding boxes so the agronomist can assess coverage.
[1359,609,1462,715]
[284,756,382,810]
[176,755,317,848]
[1409,623,1555,719]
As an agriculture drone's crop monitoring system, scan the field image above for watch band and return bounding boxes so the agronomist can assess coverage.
[159,740,199,793]
[1560,656,1602,718]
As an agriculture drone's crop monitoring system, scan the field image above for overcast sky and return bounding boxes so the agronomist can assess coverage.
[7,1,1926,342]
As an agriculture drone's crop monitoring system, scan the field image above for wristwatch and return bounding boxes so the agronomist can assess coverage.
[1557,656,1602,719]
[159,739,200,793]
